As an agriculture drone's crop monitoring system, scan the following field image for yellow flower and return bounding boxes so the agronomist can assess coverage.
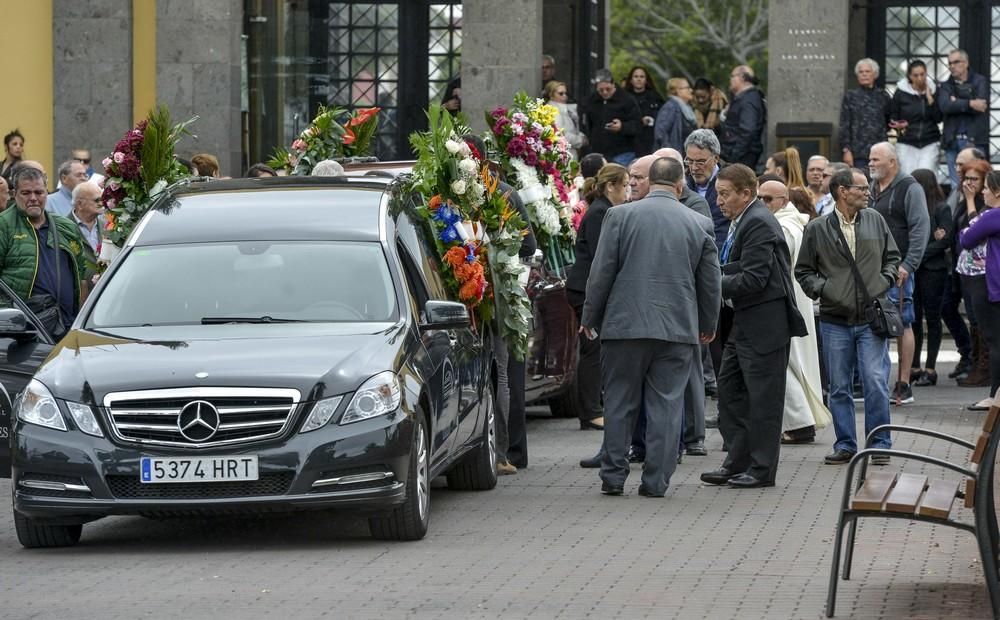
[531,104,558,127]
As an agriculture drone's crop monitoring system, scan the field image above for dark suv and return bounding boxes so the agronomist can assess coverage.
[2,175,498,547]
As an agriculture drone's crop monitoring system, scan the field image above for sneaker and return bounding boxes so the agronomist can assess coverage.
[496,461,517,475]
[870,455,891,466]
[913,369,937,387]
[891,381,914,405]
[824,449,856,464]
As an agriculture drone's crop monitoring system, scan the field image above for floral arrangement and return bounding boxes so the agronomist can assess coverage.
[409,105,533,359]
[100,105,197,249]
[485,92,579,253]
[268,105,380,175]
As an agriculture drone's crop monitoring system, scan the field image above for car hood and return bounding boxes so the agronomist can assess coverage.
[35,322,409,404]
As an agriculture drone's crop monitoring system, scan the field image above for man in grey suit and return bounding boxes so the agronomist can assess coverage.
[581,157,721,497]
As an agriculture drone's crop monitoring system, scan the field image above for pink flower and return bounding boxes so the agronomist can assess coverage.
[109,180,120,191]
[113,152,125,164]
[507,136,528,158]
[102,157,112,169]
[291,139,307,152]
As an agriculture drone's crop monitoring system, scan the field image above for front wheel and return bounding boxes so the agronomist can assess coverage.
[369,411,430,541]
[14,511,82,548]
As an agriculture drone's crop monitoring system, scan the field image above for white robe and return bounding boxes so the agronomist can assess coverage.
[774,205,832,431]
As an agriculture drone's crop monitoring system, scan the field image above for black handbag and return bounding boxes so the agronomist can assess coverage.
[26,293,67,339]
[830,217,904,339]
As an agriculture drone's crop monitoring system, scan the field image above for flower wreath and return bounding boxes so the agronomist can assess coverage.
[268,105,380,175]
[409,106,532,360]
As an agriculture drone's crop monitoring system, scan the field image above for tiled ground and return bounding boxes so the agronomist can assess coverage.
[0,355,995,619]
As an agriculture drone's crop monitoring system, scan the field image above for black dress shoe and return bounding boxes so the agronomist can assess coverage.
[727,473,774,488]
[824,449,856,465]
[579,453,602,468]
[637,485,664,498]
[601,481,624,496]
[627,447,645,463]
[700,467,738,485]
[676,453,683,465]
[579,419,604,431]
[685,442,707,456]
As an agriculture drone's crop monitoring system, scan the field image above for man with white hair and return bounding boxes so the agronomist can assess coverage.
[653,148,711,218]
[311,160,345,176]
[839,58,890,171]
[46,160,89,217]
[70,182,104,253]
[868,141,930,405]
[806,155,828,204]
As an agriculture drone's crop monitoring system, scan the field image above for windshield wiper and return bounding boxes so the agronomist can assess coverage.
[200,316,306,324]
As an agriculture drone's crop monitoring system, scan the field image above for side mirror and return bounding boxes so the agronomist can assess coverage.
[0,308,31,337]
[420,300,470,331]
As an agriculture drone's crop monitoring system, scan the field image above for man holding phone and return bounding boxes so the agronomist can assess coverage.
[580,69,642,166]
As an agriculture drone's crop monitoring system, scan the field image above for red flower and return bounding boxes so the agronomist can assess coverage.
[342,127,356,145]
[349,107,380,126]
[444,245,467,269]
[428,195,443,211]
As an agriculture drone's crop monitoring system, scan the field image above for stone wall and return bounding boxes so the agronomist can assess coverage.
[766,0,850,158]
[461,0,544,133]
[53,0,132,175]
[157,0,242,175]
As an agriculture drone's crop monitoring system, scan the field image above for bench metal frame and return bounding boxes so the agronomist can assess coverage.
[825,421,1000,618]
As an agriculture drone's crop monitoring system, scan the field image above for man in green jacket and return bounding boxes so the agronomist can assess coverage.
[795,168,901,466]
[0,167,87,336]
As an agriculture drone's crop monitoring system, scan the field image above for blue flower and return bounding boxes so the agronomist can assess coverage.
[440,225,460,243]
[464,243,478,263]
[432,203,460,226]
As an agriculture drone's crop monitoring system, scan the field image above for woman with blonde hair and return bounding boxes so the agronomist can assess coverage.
[566,163,629,431]
[653,77,696,152]
[765,147,807,191]
[544,80,585,160]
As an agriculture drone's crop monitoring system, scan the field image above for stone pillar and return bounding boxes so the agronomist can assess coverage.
[766,0,850,158]
[53,0,132,175]
[157,0,242,175]
[461,0,544,133]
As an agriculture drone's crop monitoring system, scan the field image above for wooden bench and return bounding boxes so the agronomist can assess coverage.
[826,405,1000,618]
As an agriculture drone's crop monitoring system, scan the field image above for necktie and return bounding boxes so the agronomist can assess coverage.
[721,223,736,264]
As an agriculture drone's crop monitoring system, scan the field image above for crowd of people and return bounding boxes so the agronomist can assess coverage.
[0,46,994,496]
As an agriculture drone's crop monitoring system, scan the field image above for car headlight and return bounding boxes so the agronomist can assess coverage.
[16,379,66,432]
[340,371,401,425]
[65,401,104,437]
[299,395,344,433]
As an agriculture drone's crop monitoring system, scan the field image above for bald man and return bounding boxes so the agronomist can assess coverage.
[653,148,712,218]
[628,155,656,202]
[721,65,766,168]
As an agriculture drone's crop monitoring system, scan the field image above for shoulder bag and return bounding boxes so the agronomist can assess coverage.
[829,216,903,339]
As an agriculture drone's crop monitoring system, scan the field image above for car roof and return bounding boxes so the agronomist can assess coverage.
[132,176,397,246]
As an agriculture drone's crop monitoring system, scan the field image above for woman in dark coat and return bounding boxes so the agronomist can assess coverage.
[910,169,952,387]
[622,66,664,157]
[890,60,943,175]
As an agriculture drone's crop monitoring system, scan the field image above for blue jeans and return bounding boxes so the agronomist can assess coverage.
[886,273,916,327]
[820,321,892,453]
[609,151,636,166]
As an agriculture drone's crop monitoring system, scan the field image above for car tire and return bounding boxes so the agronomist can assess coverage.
[14,511,82,548]
[446,383,498,491]
[368,410,430,541]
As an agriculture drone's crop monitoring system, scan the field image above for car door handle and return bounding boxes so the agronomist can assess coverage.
[448,333,458,347]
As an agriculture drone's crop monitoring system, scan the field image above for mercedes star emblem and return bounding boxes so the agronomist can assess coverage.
[177,400,221,442]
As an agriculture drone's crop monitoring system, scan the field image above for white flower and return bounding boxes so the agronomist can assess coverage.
[451,179,467,194]
[471,181,485,198]
[459,158,477,175]
[459,142,472,158]
[445,140,462,154]
[113,152,125,164]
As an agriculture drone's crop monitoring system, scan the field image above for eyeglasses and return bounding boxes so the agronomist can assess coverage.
[759,195,786,203]
[847,185,871,193]
[684,157,712,167]
[73,157,90,164]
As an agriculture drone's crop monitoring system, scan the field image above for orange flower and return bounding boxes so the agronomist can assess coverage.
[342,127,356,145]
[444,245,467,269]
[349,107,381,126]
[460,278,483,301]
[104,212,115,230]
[428,194,443,210]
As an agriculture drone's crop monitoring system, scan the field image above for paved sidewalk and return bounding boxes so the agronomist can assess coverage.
[0,357,995,619]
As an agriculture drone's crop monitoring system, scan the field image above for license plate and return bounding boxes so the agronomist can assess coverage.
[140,456,259,484]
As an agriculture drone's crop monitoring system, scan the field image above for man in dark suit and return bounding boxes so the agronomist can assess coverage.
[582,158,721,497]
[701,164,807,489]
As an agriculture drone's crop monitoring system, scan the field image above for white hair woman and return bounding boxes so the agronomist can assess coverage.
[838,58,891,171]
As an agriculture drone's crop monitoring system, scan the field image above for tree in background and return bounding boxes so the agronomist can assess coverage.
[610,0,768,94]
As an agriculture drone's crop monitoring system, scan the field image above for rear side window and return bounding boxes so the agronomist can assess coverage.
[395,209,450,301]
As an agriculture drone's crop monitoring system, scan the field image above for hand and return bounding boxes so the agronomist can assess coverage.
[442,97,460,112]
[698,331,715,344]
[933,227,946,241]
[842,149,854,167]
[897,265,909,287]
[605,119,622,133]
[970,98,988,113]
[579,325,598,340]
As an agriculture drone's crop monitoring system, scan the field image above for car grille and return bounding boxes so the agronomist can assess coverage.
[103,387,301,449]
[106,472,294,500]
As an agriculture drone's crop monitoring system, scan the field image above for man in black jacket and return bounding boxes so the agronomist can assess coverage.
[701,164,807,488]
[939,49,990,188]
[720,66,766,169]
[580,70,642,166]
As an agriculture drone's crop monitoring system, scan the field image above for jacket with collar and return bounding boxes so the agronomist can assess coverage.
[686,172,728,250]
[838,86,891,159]
[579,88,642,159]
[567,195,613,294]
[720,86,766,167]
[795,207,901,326]
[938,71,990,148]
[0,206,87,307]
[890,77,942,148]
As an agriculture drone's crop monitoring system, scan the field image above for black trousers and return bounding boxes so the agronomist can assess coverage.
[506,355,528,468]
[570,300,603,422]
[718,325,789,483]
[963,275,1000,397]
[913,267,948,370]
[709,304,735,376]
[941,271,972,358]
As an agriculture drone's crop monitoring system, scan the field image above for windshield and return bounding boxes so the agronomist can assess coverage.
[88,241,398,327]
